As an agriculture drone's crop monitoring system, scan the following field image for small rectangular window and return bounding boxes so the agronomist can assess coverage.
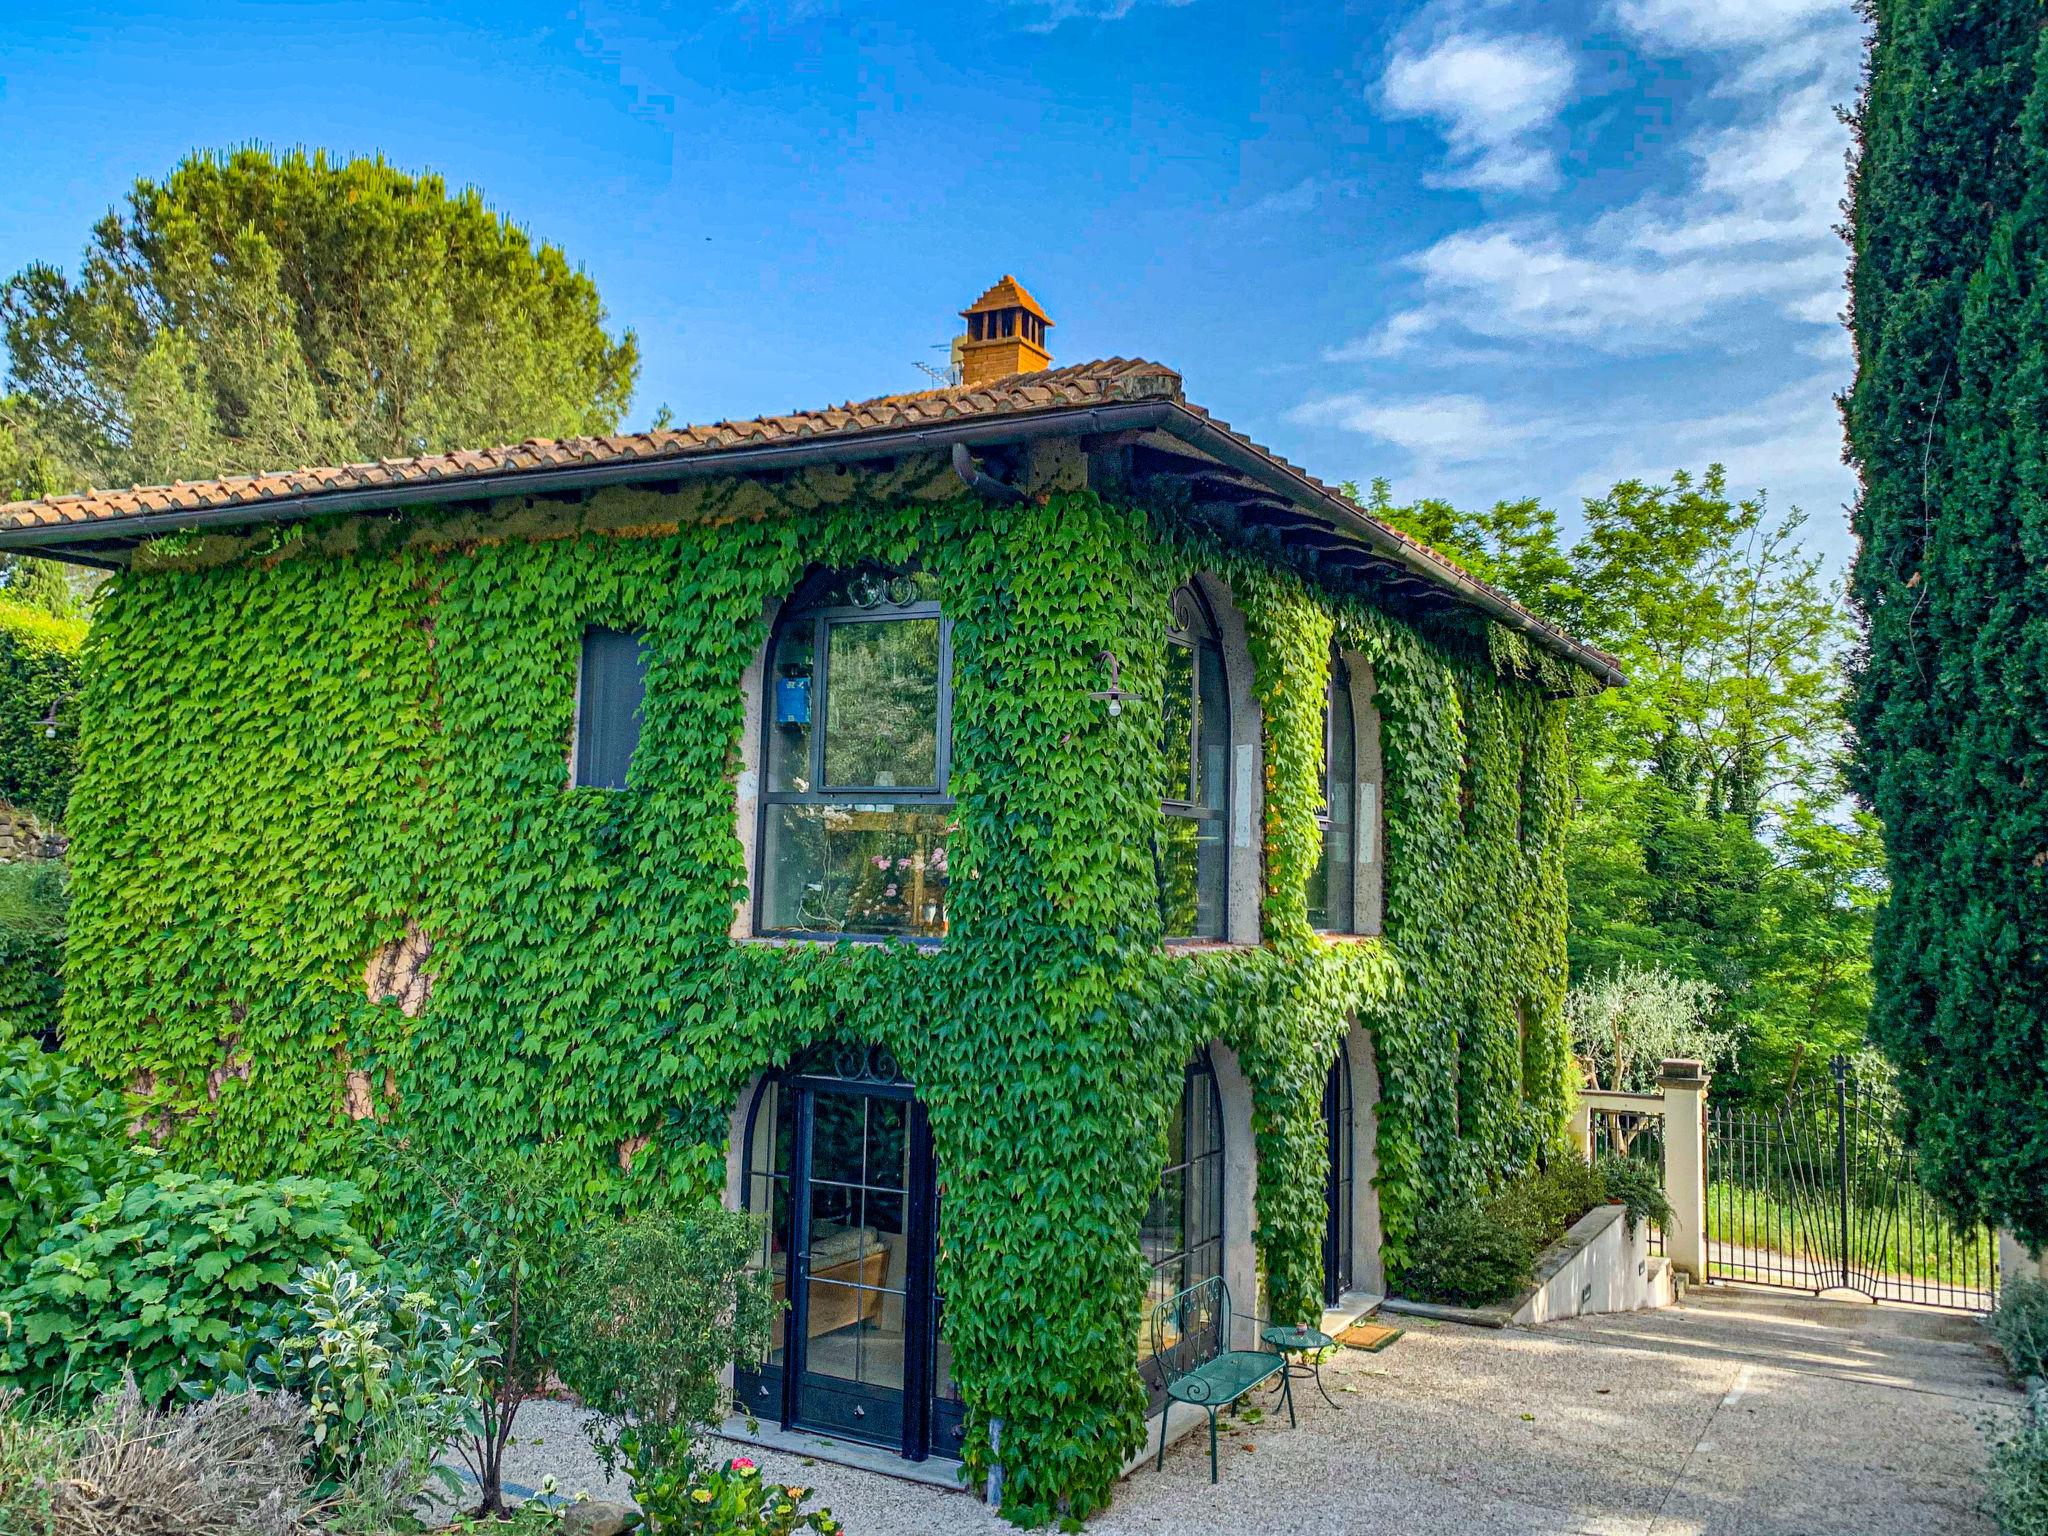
[574,626,649,790]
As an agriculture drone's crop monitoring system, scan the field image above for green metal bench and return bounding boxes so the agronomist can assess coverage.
[1148,1275,1294,1482]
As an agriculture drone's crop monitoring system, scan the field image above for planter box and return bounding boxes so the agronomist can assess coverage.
[1383,1202,1675,1330]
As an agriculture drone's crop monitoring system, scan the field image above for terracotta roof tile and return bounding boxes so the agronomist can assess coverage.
[0,356,1619,679]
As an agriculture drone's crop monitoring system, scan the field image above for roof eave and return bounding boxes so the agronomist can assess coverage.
[0,397,1623,689]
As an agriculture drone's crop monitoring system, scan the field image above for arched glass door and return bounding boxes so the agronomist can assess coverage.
[1323,1049,1354,1306]
[735,1043,962,1460]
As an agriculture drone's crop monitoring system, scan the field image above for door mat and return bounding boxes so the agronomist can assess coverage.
[1335,1321,1404,1351]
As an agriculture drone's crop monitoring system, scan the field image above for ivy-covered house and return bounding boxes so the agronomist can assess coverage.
[0,278,1620,1520]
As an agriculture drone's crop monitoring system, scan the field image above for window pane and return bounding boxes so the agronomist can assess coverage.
[768,620,816,793]
[1195,641,1229,813]
[1160,814,1226,941]
[1160,640,1194,803]
[761,804,950,937]
[575,627,648,790]
[823,618,940,789]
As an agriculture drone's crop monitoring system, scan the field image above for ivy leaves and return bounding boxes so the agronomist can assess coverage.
[61,479,1576,1524]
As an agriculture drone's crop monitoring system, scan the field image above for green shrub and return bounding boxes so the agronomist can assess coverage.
[0,599,83,827]
[0,1037,141,1278]
[556,1203,775,1478]
[198,1256,496,1526]
[1,1170,369,1405]
[633,1446,843,1536]
[1995,1276,2048,1385]
[1488,1158,1605,1254]
[1989,1391,2048,1536]
[383,1137,592,1519]
[0,864,67,1044]
[1398,1202,1537,1307]
[1596,1155,1674,1236]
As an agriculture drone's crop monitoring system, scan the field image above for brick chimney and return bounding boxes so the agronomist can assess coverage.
[957,276,1052,388]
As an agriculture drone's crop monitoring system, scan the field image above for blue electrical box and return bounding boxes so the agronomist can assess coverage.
[775,675,811,726]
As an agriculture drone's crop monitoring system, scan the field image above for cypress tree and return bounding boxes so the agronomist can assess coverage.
[1846,0,2048,1248]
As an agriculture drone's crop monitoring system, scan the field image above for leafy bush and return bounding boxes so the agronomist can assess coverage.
[1398,1203,1536,1308]
[1400,1157,1633,1308]
[199,1257,497,1527]
[0,1037,141,1277]
[1989,1389,2048,1536]
[556,1204,775,1478]
[0,863,67,1043]
[2,1171,369,1405]
[0,598,83,827]
[382,1137,592,1518]
[632,1447,843,1536]
[0,1381,315,1536]
[1596,1155,1674,1236]
[1994,1276,2048,1385]
[1488,1158,1605,1255]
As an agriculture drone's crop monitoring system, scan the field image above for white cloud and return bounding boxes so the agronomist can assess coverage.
[1382,32,1577,192]
[1617,0,1845,51]
[1355,73,1852,356]
[1616,0,1867,91]
[1010,0,1190,29]
[1289,392,1549,466]
[1566,377,1850,516]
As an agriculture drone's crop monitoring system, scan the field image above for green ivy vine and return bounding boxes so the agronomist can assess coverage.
[60,475,1579,1523]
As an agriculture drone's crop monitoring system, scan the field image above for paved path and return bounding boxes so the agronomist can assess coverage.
[498,1286,2022,1535]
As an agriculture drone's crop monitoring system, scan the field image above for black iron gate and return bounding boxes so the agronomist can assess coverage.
[1706,1056,1999,1312]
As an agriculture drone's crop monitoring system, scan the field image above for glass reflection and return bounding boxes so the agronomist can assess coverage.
[761,806,949,938]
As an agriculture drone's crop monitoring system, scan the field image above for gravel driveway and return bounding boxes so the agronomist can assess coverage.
[496,1286,2020,1535]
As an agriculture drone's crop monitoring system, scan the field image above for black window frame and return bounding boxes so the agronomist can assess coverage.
[754,566,955,944]
[1159,582,1233,943]
[1138,1047,1226,1409]
[572,624,650,791]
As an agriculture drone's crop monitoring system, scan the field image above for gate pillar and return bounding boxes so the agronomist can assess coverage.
[1658,1058,1711,1283]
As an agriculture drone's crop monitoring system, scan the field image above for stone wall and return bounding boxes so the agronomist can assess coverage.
[0,801,65,862]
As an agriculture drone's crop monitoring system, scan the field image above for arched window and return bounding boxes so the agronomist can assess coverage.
[1138,1049,1225,1401]
[1159,584,1231,940]
[757,567,952,940]
[1309,649,1383,936]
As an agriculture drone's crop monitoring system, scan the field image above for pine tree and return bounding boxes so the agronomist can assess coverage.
[2,147,641,491]
[1845,0,2048,1247]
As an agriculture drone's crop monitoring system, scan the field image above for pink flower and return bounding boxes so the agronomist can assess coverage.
[871,855,889,869]
[730,1456,757,1472]
[896,856,914,870]
[885,884,899,897]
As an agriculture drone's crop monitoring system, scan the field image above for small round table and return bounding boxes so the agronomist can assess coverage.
[1260,1322,1341,1410]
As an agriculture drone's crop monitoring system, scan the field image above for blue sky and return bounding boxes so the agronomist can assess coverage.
[0,0,1867,560]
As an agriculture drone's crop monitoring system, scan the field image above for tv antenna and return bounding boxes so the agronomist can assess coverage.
[913,341,962,388]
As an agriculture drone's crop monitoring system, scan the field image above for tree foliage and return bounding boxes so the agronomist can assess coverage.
[1844,0,2048,1248]
[1,146,639,493]
[1566,963,1731,1094]
[1359,471,1870,1104]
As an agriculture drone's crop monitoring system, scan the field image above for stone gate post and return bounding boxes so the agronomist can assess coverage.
[1659,1058,1711,1284]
